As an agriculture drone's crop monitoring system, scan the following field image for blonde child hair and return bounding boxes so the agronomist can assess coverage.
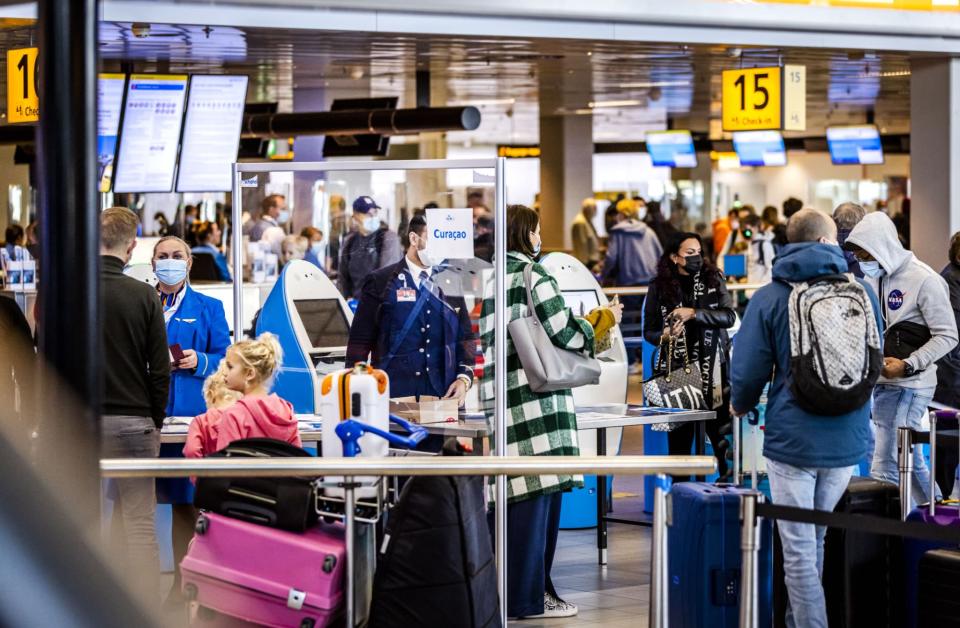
[226,332,284,392]
[203,366,243,409]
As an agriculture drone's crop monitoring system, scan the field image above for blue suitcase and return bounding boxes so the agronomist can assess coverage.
[669,482,773,628]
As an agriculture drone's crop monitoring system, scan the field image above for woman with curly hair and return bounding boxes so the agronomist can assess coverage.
[643,232,737,478]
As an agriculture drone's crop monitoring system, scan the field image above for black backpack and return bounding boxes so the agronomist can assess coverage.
[782,275,882,416]
[368,475,501,628]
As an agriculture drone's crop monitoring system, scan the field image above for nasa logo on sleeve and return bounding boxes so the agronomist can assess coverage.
[887,289,904,311]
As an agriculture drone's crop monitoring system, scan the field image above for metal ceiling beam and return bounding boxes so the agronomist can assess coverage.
[240,105,481,138]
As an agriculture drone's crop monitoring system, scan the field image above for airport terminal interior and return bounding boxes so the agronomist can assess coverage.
[4,0,960,626]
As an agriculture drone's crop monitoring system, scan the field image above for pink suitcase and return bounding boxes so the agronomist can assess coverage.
[181,512,345,628]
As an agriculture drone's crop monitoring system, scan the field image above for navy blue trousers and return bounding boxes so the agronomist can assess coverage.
[489,491,563,618]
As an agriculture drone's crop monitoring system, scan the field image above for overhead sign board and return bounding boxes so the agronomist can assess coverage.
[722,66,781,132]
[783,64,807,132]
[7,47,38,123]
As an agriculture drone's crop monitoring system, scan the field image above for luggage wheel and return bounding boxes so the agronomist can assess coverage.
[300,619,315,628]
[194,515,209,535]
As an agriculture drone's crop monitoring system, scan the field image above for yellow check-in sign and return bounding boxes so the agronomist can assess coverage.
[722,67,781,132]
[7,47,38,123]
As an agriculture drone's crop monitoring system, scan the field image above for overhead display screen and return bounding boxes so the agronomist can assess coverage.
[732,130,787,167]
[113,74,188,193]
[97,73,126,193]
[645,130,698,168]
[827,125,884,165]
[176,75,249,192]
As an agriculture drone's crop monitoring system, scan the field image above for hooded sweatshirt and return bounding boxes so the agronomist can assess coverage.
[213,394,302,453]
[184,407,228,459]
[845,212,958,390]
[601,219,663,286]
[731,243,883,468]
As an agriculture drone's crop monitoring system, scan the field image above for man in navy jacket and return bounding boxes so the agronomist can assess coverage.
[346,215,475,403]
[731,209,884,628]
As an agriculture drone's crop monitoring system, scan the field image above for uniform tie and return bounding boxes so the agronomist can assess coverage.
[419,270,429,289]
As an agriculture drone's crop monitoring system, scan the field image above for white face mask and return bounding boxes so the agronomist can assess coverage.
[860,260,884,278]
[418,246,438,268]
[362,216,381,233]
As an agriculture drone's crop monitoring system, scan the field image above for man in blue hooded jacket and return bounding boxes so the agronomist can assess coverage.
[731,208,884,628]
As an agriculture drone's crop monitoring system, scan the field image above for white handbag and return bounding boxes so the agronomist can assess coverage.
[507,264,601,393]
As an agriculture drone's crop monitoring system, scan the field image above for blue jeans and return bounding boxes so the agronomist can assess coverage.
[871,384,941,506]
[766,458,855,628]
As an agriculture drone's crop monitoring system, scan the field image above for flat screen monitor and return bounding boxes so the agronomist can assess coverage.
[562,289,601,316]
[113,74,189,193]
[97,73,126,193]
[732,130,787,167]
[645,130,698,168]
[827,125,884,165]
[294,299,350,349]
[176,75,249,192]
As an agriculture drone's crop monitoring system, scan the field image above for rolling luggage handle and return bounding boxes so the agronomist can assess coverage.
[733,408,760,489]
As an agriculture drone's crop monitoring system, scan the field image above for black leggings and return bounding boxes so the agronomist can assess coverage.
[667,403,731,480]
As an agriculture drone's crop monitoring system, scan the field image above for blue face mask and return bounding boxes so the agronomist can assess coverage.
[277,210,291,224]
[311,241,325,256]
[859,260,884,278]
[155,258,188,286]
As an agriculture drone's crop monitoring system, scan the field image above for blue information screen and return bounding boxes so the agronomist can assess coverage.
[827,125,884,165]
[733,131,787,167]
[645,130,697,168]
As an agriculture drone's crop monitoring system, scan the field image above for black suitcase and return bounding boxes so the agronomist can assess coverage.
[774,476,902,628]
[193,437,320,532]
[919,548,960,627]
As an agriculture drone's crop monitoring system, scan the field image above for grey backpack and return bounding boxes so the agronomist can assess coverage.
[782,274,882,416]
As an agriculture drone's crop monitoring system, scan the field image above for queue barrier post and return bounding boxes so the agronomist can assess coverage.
[929,413,938,518]
[898,426,914,520]
[649,473,671,628]
[739,492,760,628]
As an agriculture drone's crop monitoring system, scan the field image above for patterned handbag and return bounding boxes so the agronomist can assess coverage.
[642,334,706,431]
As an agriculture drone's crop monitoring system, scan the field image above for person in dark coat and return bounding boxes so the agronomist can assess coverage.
[935,232,960,497]
[643,232,736,478]
[0,293,34,435]
[346,215,475,403]
[832,202,866,278]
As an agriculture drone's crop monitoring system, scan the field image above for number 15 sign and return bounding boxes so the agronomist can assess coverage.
[722,65,805,132]
[7,47,38,123]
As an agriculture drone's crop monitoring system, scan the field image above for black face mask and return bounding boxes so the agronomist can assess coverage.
[682,254,703,274]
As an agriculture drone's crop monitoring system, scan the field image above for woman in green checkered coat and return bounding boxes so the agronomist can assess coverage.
[480,204,622,619]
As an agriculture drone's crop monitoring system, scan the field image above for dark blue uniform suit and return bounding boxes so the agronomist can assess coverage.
[346,258,475,400]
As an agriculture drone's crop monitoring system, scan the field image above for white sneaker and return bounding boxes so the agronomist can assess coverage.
[522,593,579,619]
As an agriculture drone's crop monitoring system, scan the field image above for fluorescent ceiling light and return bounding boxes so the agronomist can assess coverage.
[448,98,516,106]
[859,70,911,78]
[618,80,690,89]
[589,99,643,108]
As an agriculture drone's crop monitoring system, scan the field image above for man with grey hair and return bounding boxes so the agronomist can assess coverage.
[100,206,170,606]
[570,197,600,269]
[833,202,867,277]
[733,207,883,627]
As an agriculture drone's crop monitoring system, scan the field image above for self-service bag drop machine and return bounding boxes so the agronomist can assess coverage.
[539,253,629,528]
[255,259,354,415]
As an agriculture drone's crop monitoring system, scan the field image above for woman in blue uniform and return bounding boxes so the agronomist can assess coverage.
[152,235,230,605]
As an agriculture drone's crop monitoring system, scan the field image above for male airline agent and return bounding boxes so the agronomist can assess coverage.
[346,214,475,404]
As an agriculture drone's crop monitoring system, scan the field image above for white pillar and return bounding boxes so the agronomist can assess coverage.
[910,58,960,269]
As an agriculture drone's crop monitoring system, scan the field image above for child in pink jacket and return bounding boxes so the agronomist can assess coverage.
[213,332,301,451]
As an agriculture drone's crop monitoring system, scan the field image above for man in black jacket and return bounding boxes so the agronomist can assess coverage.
[100,206,170,605]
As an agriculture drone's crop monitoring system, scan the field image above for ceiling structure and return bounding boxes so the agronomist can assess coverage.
[0,20,916,145]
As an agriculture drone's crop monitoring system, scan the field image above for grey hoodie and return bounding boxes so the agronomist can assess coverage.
[601,219,663,286]
[846,212,958,389]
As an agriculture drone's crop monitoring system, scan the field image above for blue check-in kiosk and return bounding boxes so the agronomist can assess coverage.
[255,260,354,415]
[539,253,629,528]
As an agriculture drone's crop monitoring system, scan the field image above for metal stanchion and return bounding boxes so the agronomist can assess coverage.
[649,473,671,628]
[739,493,759,628]
[930,413,938,517]
[344,477,356,628]
[733,413,742,485]
[898,427,914,520]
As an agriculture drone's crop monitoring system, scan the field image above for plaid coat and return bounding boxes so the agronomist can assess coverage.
[480,251,596,503]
